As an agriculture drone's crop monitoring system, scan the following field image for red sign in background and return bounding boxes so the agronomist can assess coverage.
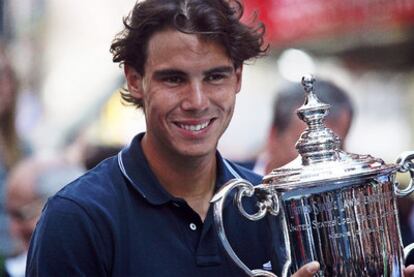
[243,0,414,46]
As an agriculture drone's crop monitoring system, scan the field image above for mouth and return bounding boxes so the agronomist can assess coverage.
[176,119,213,132]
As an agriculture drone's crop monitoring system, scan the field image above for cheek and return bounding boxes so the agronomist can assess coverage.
[20,217,39,242]
[28,217,39,232]
[227,98,236,118]
[143,92,175,123]
[212,88,237,109]
[280,135,297,152]
[289,119,307,139]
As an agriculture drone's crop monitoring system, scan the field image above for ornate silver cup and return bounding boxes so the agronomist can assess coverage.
[212,75,414,276]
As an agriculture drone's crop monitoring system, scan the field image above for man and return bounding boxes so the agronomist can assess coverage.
[3,156,83,277]
[252,79,354,175]
[25,1,414,276]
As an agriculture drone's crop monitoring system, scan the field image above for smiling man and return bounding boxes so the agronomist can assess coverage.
[25,0,322,276]
[124,29,242,221]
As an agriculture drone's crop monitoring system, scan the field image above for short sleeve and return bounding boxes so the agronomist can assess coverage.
[26,196,110,276]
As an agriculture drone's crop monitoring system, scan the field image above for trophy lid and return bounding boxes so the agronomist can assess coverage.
[263,75,396,191]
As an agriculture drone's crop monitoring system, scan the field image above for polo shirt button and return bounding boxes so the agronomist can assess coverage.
[189,223,197,231]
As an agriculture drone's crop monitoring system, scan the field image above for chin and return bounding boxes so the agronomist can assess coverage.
[180,150,211,159]
[177,145,214,159]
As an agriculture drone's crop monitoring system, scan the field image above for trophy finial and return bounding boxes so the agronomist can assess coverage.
[301,74,315,93]
[296,75,341,164]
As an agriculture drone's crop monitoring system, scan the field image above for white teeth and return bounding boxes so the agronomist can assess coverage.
[179,121,210,131]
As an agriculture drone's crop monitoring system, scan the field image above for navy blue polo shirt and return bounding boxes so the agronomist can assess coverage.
[27,133,283,276]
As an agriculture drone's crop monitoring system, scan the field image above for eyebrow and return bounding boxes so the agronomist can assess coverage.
[203,66,234,75]
[153,69,186,79]
[152,66,235,79]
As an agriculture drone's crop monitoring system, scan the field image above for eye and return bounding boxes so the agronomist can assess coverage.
[205,73,228,84]
[163,76,185,86]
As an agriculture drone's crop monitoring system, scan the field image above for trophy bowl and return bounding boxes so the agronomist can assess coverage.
[212,75,414,277]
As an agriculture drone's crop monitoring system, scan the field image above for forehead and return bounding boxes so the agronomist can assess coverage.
[145,29,232,72]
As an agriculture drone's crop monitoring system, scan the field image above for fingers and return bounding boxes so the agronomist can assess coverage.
[291,261,320,277]
[290,262,414,276]
[404,265,414,276]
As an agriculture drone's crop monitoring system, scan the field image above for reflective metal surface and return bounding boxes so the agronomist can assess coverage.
[395,151,414,196]
[212,179,289,277]
[211,75,414,277]
[280,175,403,276]
[263,75,397,191]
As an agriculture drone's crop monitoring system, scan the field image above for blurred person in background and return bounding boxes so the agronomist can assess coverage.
[0,45,30,259]
[62,127,124,171]
[82,144,123,170]
[243,79,354,175]
[0,155,84,277]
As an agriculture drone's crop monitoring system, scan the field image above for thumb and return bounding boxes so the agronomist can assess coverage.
[291,261,320,277]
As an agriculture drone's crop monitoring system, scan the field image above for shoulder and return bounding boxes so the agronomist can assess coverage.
[47,155,133,227]
[27,194,110,276]
[57,156,123,203]
[27,157,124,274]
[234,159,256,170]
[224,159,263,185]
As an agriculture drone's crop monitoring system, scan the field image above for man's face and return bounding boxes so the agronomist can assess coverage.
[267,116,306,171]
[126,29,242,159]
[6,180,42,250]
[267,111,352,172]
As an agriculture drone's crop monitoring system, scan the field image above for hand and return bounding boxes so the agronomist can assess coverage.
[405,265,414,276]
[287,262,414,277]
[291,261,320,277]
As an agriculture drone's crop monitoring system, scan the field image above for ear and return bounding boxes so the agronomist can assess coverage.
[267,126,278,147]
[124,65,144,100]
[234,65,243,94]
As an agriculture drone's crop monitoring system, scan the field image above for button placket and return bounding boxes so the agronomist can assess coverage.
[189,223,197,231]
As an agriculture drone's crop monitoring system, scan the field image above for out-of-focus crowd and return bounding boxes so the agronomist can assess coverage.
[1,37,414,275]
[0,43,122,276]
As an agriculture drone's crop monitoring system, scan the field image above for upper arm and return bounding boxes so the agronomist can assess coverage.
[26,196,111,276]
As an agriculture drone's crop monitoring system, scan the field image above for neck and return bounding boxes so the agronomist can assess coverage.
[141,135,217,221]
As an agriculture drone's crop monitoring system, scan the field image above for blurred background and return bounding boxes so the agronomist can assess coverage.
[1,0,414,270]
[1,0,413,163]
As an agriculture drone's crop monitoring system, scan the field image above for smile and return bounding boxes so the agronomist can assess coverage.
[178,120,211,132]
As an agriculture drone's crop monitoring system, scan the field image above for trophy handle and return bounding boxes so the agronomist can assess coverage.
[404,243,414,262]
[395,151,414,197]
[211,179,290,277]
[396,152,414,264]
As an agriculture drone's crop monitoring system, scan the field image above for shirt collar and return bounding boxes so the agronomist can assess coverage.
[117,133,242,206]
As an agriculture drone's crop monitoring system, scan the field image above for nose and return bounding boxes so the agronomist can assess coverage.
[181,81,208,111]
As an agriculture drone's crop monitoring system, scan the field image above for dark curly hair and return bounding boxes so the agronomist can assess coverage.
[110,0,267,108]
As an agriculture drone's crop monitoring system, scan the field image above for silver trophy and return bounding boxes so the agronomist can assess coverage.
[212,75,414,277]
